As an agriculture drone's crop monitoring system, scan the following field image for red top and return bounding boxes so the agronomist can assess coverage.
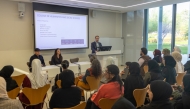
[91,82,124,106]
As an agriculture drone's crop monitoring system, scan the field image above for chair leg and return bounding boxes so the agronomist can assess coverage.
[85,91,87,101]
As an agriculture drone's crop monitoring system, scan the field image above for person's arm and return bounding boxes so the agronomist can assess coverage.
[91,42,96,53]
[138,58,145,67]
[91,85,105,106]
[162,68,168,78]
[41,55,46,66]
[49,91,57,109]
[51,56,55,65]
[29,56,33,68]
[82,69,91,83]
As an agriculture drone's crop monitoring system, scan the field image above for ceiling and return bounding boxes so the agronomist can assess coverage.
[11,0,190,13]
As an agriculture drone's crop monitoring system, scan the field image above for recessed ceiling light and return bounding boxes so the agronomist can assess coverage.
[68,0,162,9]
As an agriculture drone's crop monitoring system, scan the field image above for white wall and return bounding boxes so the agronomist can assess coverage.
[122,10,144,62]
[0,0,122,71]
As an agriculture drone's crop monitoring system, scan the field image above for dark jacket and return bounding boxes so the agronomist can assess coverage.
[29,54,45,72]
[49,87,81,108]
[144,72,164,87]
[153,56,162,63]
[124,75,144,106]
[141,100,173,109]
[91,41,102,53]
[182,92,190,109]
[51,55,63,65]
[111,97,136,109]
[82,68,92,84]
[162,67,177,85]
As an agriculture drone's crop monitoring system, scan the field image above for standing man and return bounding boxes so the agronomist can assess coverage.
[91,35,102,54]
[138,47,151,76]
[29,48,45,72]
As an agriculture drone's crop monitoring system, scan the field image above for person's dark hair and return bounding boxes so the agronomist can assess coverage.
[141,47,148,55]
[54,48,62,57]
[148,60,161,73]
[61,60,69,69]
[183,74,190,94]
[125,62,131,67]
[129,62,140,75]
[59,70,75,88]
[91,59,102,79]
[34,48,40,51]
[107,64,123,90]
[164,56,176,68]
[0,65,14,78]
[95,35,99,38]
[90,55,97,63]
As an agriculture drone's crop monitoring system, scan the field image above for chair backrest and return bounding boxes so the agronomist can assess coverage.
[56,80,61,88]
[98,98,119,109]
[22,84,50,105]
[176,73,186,86]
[143,65,148,74]
[7,87,20,99]
[70,58,79,63]
[26,62,30,67]
[86,76,100,91]
[11,74,26,87]
[53,102,86,109]
[133,86,148,108]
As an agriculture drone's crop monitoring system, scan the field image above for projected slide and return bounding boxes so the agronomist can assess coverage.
[34,11,88,50]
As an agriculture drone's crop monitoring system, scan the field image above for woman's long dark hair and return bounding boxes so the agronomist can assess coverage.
[129,62,140,75]
[107,64,123,90]
[91,59,102,79]
[54,48,62,57]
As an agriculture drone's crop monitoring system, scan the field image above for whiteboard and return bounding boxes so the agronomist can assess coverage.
[99,37,124,53]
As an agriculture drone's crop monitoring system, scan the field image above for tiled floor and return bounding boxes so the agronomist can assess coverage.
[43,66,125,109]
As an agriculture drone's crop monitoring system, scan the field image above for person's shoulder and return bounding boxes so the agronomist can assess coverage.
[71,86,81,92]
[91,41,95,44]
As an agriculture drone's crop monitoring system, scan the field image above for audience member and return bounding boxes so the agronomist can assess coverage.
[182,74,190,109]
[144,60,164,86]
[141,80,173,109]
[0,77,24,109]
[19,59,49,109]
[120,62,131,82]
[171,51,184,73]
[173,46,181,53]
[162,48,170,57]
[0,65,18,91]
[111,97,136,109]
[75,59,102,97]
[153,49,162,63]
[49,70,81,109]
[101,56,115,83]
[85,65,123,109]
[184,61,190,74]
[52,60,69,91]
[29,48,45,72]
[162,56,177,85]
[138,47,151,76]
[124,62,144,106]
[51,48,63,65]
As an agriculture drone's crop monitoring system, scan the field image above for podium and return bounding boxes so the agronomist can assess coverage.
[96,50,122,69]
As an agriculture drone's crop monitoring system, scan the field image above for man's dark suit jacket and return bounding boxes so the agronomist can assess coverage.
[91,41,102,53]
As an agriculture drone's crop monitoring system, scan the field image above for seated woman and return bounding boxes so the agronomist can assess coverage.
[182,74,190,109]
[144,60,164,86]
[0,77,24,109]
[162,56,177,85]
[120,62,131,82]
[171,51,184,73]
[124,62,144,106]
[75,59,102,90]
[111,97,136,109]
[0,65,18,91]
[51,48,63,65]
[52,60,69,91]
[19,59,49,109]
[85,64,124,109]
[49,70,81,109]
[153,49,162,63]
[141,80,173,109]
[184,61,190,74]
